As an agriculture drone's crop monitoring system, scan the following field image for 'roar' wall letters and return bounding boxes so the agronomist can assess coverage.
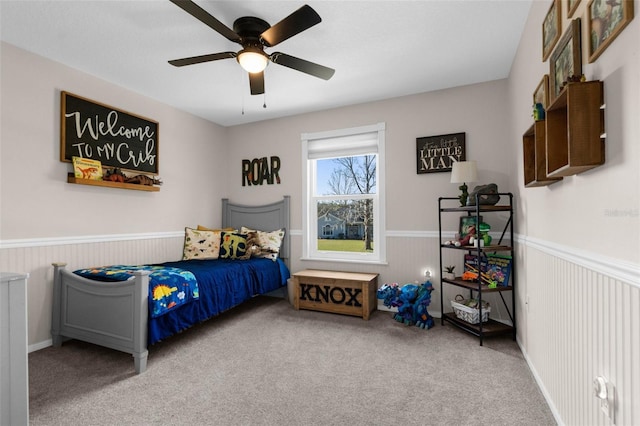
[242,156,281,186]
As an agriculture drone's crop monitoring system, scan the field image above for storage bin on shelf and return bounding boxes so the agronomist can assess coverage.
[451,295,490,324]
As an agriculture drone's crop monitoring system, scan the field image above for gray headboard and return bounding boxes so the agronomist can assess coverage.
[221,196,290,267]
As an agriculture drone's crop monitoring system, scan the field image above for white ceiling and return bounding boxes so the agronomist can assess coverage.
[0,0,532,127]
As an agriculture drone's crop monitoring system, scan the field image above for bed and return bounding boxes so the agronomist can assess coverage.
[51,196,290,374]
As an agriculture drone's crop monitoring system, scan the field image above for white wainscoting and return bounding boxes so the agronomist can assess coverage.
[1,230,638,425]
[0,232,185,349]
[516,235,639,426]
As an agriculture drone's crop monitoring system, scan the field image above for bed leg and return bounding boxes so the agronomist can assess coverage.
[134,350,148,374]
[51,262,67,347]
[133,270,150,374]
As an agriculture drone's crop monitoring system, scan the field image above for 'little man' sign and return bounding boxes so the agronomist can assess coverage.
[416,132,466,174]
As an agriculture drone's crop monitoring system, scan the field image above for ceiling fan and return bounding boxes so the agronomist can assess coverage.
[168,0,335,96]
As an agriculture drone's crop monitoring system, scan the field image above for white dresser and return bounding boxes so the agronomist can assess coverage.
[0,272,29,426]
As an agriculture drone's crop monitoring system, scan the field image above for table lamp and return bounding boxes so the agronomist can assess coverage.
[450,161,478,206]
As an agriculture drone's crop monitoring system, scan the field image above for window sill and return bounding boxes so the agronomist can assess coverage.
[299,257,388,266]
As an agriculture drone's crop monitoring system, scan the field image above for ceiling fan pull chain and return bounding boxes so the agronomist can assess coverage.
[241,71,246,115]
[263,93,267,109]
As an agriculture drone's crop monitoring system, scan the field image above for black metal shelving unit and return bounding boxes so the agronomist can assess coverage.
[438,192,515,345]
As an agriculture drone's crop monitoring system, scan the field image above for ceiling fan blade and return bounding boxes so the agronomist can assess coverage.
[169,52,236,67]
[249,71,265,95]
[170,0,241,43]
[260,5,321,47]
[270,52,335,80]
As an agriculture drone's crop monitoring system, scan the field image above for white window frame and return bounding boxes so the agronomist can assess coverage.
[301,122,386,264]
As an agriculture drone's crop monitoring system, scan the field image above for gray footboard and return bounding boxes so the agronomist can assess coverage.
[51,263,150,374]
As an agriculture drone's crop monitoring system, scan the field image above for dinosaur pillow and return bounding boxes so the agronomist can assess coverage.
[219,232,249,260]
[240,227,285,261]
[243,231,263,258]
[183,228,221,260]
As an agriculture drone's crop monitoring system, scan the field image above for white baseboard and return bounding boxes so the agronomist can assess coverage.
[29,339,52,353]
[517,336,564,426]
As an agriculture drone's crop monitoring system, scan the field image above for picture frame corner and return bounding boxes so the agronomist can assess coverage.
[542,0,562,62]
[587,0,634,64]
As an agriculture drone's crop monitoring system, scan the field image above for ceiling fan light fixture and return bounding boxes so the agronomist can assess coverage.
[237,49,268,73]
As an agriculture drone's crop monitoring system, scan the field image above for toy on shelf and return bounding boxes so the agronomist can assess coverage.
[466,183,499,206]
[533,103,545,121]
[443,225,478,247]
[459,225,476,246]
[462,271,478,281]
[104,168,163,186]
[479,222,492,246]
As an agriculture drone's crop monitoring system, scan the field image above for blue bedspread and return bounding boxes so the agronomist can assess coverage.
[148,257,289,344]
[73,265,199,318]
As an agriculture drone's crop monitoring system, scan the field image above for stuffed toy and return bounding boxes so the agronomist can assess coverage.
[413,281,435,329]
[393,284,418,325]
[377,280,435,329]
[376,283,400,307]
[459,225,476,246]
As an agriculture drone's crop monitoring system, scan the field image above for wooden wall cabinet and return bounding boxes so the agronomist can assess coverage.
[523,121,562,187]
[545,81,605,178]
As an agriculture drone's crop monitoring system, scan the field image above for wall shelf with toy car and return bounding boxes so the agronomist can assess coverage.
[67,174,160,192]
[66,158,161,192]
[437,193,515,345]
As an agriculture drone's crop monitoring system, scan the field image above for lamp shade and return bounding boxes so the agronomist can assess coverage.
[450,160,478,183]
[237,50,268,73]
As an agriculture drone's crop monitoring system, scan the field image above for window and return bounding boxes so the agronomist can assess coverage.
[302,123,386,263]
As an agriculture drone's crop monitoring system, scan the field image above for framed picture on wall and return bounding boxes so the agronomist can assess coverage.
[568,0,582,18]
[549,19,582,103]
[533,75,550,109]
[542,0,561,61]
[588,0,634,63]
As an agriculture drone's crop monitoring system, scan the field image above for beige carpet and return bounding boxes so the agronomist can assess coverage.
[29,297,556,425]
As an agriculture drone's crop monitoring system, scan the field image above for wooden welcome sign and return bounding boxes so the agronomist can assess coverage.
[60,92,159,174]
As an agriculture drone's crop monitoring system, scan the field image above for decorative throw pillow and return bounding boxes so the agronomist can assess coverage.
[183,228,221,260]
[197,225,236,232]
[240,227,285,261]
[219,232,249,259]
[244,231,263,258]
